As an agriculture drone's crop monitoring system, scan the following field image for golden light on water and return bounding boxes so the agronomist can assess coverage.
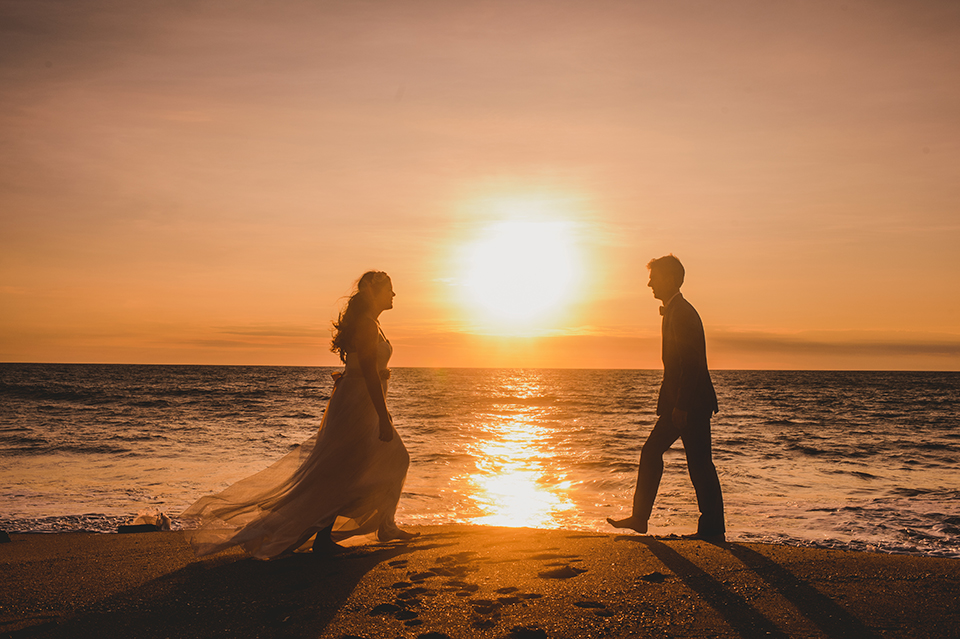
[462,377,576,528]
[467,420,575,528]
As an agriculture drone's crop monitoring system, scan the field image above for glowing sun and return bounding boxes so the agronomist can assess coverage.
[462,220,580,325]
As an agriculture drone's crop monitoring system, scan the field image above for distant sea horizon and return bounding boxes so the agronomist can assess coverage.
[2,363,958,558]
[3,360,958,372]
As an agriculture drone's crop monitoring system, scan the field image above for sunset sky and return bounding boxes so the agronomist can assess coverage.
[2,0,958,370]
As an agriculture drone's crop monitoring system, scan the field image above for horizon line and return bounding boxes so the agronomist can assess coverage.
[1,361,957,374]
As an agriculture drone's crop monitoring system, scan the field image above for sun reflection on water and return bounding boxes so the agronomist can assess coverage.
[464,402,576,529]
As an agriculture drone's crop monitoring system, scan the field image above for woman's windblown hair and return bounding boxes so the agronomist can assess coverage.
[330,271,390,362]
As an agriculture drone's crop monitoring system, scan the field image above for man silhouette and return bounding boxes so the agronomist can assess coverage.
[608,254,725,541]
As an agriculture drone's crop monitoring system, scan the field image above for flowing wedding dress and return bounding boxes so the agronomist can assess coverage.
[181,335,409,559]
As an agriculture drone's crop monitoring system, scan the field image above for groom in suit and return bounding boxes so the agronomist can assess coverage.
[608,254,725,541]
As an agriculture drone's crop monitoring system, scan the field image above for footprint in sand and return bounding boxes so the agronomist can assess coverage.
[537,565,587,579]
[368,603,401,616]
[436,551,478,564]
[399,586,432,597]
[528,552,577,560]
[507,625,548,639]
[398,590,431,601]
[449,580,480,596]
[391,581,434,612]
[640,571,668,583]
[469,598,501,614]
[432,552,480,579]
[408,571,437,582]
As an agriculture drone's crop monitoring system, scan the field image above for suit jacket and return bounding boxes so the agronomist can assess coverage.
[657,293,719,417]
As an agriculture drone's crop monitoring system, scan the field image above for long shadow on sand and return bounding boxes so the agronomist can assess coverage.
[12,541,450,639]
[633,537,789,638]
[725,543,879,639]
[632,538,878,639]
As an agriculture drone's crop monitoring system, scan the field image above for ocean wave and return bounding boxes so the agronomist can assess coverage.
[279,411,318,419]
[786,443,827,456]
[131,399,172,408]
[53,443,133,455]
[0,383,122,406]
[0,438,51,455]
[736,531,960,559]
[913,441,957,451]
[106,433,169,443]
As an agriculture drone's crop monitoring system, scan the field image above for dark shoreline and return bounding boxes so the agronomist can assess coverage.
[3,525,959,638]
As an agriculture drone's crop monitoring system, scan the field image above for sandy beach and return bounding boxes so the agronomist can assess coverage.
[2,525,958,638]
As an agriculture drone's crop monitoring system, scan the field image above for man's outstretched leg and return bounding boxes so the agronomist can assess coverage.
[608,415,680,533]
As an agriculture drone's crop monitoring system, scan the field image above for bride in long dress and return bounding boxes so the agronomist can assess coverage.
[181,271,416,559]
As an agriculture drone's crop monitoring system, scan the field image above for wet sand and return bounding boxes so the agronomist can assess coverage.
[2,525,958,638]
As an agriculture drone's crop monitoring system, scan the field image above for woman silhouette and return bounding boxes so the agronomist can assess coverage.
[182,271,416,558]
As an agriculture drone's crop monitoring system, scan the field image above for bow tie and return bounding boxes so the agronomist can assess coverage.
[659,306,667,316]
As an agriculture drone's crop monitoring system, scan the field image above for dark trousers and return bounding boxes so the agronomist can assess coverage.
[632,411,725,535]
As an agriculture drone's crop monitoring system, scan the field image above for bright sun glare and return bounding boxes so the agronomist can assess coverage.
[463,220,580,327]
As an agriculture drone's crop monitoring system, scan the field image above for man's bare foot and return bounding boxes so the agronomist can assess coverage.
[378,526,420,542]
[681,531,726,543]
[606,516,648,534]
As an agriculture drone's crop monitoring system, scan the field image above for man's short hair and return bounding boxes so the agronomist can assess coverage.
[647,254,685,287]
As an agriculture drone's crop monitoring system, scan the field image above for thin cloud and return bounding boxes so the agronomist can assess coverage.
[215,325,326,339]
[713,330,960,358]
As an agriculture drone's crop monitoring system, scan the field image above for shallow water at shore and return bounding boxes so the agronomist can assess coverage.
[2,364,958,557]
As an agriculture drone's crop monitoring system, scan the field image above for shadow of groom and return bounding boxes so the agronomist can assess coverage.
[632,537,879,639]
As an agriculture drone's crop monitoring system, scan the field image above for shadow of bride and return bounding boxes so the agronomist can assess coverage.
[28,541,450,639]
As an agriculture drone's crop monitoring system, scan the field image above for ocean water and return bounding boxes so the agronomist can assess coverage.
[1,364,958,558]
